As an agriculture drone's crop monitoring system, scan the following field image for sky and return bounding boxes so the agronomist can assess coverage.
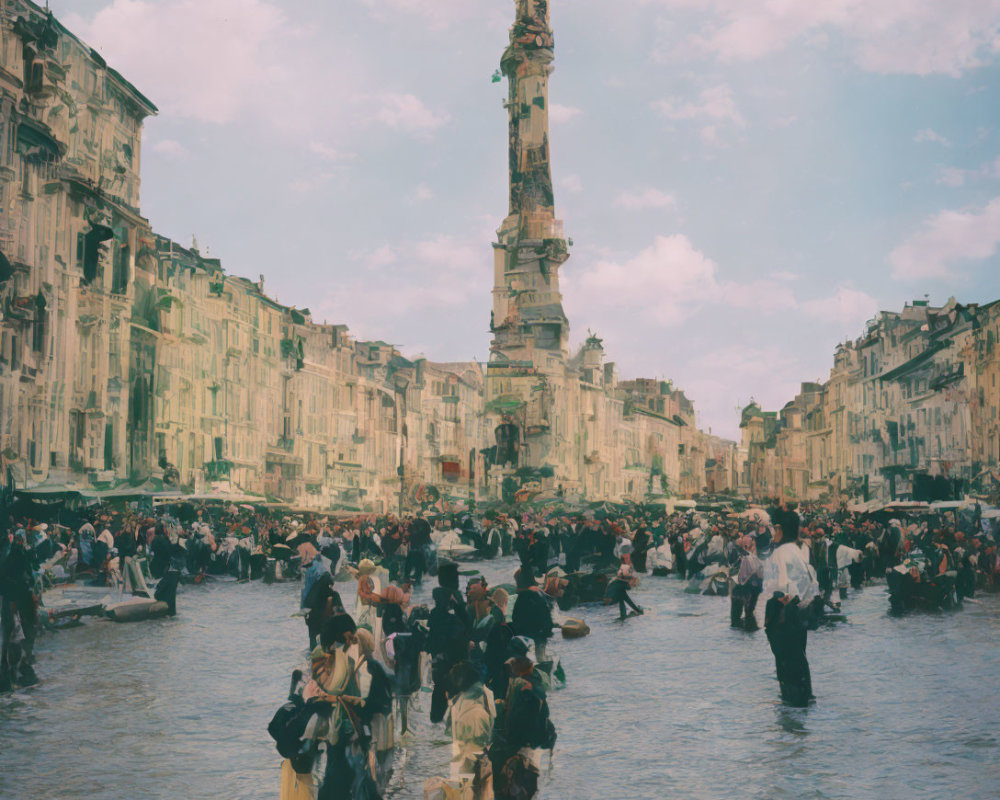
[52,0,1000,440]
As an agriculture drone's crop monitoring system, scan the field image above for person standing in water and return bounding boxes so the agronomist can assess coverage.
[604,552,643,619]
[731,536,763,630]
[763,510,819,707]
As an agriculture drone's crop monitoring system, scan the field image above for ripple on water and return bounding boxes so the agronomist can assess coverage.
[1,559,998,800]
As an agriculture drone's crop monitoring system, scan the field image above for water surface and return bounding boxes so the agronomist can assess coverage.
[2,557,998,800]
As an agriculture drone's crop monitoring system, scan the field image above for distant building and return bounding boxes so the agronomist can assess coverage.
[1,1,735,511]
[740,299,1000,504]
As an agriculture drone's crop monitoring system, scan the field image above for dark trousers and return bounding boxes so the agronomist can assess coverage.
[674,552,687,579]
[317,740,352,800]
[430,654,455,723]
[404,548,426,584]
[730,587,760,629]
[607,578,641,618]
[766,605,812,706]
[617,595,641,617]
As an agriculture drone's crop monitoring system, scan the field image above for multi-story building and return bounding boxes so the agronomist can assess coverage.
[0,3,156,492]
[741,299,999,504]
[3,1,734,513]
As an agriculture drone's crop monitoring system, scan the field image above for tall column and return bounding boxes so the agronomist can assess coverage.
[486,0,573,487]
[491,0,569,363]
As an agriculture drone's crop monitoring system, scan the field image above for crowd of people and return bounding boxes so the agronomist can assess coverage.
[277,523,563,800]
[3,496,998,797]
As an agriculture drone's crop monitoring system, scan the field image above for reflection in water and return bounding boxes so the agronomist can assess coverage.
[775,703,809,735]
[0,557,996,800]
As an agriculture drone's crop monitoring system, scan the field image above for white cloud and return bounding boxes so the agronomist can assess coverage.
[359,0,506,31]
[700,125,721,146]
[411,184,435,203]
[64,1,447,148]
[318,229,491,338]
[800,287,880,330]
[652,84,745,126]
[914,128,951,146]
[889,197,1000,280]
[651,0,1000,76]
[674,344,804,439]
[565,235,719,326]
[560,174,584,193]
[614,188,677,210]
[309,142,354,162]
[770,270,799,281]
[564,234,795,327]
[937,167,969,187]
[550,104,583,124]
[289,172,339,194]
[150,139,189,159]
[374,93,450,134]
[566,236,881,334]
[935,155,1000,187]
[65,0,296,125]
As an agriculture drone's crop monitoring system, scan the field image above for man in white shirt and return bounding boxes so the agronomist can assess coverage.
[763,507,818,707]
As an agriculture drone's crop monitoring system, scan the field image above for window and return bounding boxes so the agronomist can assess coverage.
[32,305,45,353]
[111,242,129,294]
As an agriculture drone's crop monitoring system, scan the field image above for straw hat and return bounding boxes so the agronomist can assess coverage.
[357,558,376,576]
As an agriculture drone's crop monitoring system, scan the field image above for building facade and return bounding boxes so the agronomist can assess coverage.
[740,299,1000,504]
[1,1,735,512]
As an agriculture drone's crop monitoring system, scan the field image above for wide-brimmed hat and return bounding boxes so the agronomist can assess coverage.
[357,558,376,576]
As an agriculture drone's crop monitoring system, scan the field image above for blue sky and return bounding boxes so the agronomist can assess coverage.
[54,0,1000,439]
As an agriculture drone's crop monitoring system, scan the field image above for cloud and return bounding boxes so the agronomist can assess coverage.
[889,197,1000,280]
[317,229,492,339]
[410,183,435,203]
[550,104,583,124]
[359,0,506,30]
[937,167,969,187]
[374,93,450,134]
[64,1,448,148]
[564,234,795,327]
[800,287,880,330]
[565,236,881,335]
[652,84,745,126]
[289,172,339,194]
[651,0,1000,76]
[64,0,296,125]
[673,344,804,438]
[936,155,1000,187]
[914,128,951,147]
[560,174,583,193]
[615,188,677,210]
[309,142,354,162]
[150,139,189,159]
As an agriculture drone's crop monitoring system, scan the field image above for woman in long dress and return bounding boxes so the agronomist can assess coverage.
[353,629,395,788]
[354,558,383,644]
[301,613,364,800]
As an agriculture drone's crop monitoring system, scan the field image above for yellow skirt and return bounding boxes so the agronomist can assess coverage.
[280,759,314,800]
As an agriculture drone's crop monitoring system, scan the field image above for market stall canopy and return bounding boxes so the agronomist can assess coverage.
[928,500,971,510]
[847,499,882,513]
[178,490,268,504]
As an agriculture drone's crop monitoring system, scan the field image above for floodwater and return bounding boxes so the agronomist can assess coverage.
[2,556,999,800]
